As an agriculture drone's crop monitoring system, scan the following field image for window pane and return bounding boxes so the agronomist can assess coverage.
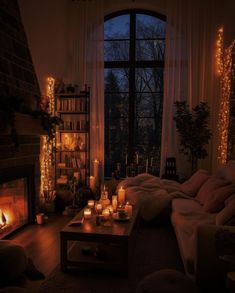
[105,117,128,175]
[104,40,129,61]
[136,93,163,118]
[104,15,130,39]
[136,14,166,39]
[105,68,129,92]
[135,68,164,92]
[105,93,128,118]
[136,40,165,61]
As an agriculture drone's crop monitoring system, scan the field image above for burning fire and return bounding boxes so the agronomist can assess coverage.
[0,209,8,227]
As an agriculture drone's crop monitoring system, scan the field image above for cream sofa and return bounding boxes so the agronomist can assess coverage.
[116,161,235,289]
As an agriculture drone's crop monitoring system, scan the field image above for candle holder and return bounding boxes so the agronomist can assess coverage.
[84,208,92,219]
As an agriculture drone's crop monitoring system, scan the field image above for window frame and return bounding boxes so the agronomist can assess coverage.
[104,9,166,173]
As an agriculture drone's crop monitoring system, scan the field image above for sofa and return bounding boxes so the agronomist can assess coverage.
[116,160,235,290]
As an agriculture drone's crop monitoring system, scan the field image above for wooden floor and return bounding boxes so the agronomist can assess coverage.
[9,213,73,277]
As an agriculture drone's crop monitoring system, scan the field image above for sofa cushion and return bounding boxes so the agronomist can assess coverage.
[171,210,216,274]
[216,198,235,225]
[180,169,210,197]
[172,198,202,214]
[203,184,235,213]
[196,176,230,205]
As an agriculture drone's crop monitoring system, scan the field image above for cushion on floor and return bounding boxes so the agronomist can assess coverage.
[136,269,199,293]
[0,240,27,281]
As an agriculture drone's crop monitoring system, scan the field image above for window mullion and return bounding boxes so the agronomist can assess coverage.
[128,12,136,163]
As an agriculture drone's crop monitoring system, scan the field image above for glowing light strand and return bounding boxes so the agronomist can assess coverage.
[40,77,56,198]
[217,25,235,164]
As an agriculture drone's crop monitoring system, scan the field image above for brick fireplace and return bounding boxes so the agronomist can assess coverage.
[0,164,35,239]
[0,0,45,236]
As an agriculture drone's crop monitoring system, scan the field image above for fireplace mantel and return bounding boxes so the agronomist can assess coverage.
[1,112,46,136]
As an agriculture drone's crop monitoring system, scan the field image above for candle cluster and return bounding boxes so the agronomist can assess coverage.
[82,185,133,224]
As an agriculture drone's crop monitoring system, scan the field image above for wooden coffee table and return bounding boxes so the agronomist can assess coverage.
[60,206,139,275]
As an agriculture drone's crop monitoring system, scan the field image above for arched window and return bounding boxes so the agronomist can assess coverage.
[104,10,166,177]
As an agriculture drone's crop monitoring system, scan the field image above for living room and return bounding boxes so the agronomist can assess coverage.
[0,0,235,292]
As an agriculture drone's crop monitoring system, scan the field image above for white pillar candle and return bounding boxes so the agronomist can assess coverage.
[93,159,99,184]
[112,195,118,211]
[89,176,95,193]
[118,186,125,205]
[146,158,149,173]
[136,153,139,164]
[84,208,91,219]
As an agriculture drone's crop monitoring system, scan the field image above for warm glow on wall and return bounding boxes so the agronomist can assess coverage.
[217,26,235,164]
[40,77,56,198]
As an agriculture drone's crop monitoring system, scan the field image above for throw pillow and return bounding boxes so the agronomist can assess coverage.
[203,184,235,213]
[180,169,210,197]
[196,176,230,205]
[216,198,235,225]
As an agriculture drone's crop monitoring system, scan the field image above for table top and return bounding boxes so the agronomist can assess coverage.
[61,206,138,238]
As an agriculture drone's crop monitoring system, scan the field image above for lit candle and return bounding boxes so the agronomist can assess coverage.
[136,153,139,164]
[118,186,125,205]
[88,200,95,208]
[112,195,118,211]
[124,202,133,218]
[84,208,92,219]
[89,176,95,193]
[93,159,99,186]
[95,202,103,214]
[102,208,110,220]
[146,158,149,173]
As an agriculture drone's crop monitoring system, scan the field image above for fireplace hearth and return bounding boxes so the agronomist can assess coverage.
[0,165,35,239]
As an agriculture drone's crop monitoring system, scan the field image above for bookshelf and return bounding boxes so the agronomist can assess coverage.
[55,85,90,190]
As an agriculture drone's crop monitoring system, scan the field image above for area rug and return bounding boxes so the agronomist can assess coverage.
[39,220,184,293]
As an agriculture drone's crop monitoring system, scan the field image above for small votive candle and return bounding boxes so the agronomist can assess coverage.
[88,200,95,208]
[95,202,103,214]
[84,208,92,219]
[112,195,118,211]
[102,208,110,220]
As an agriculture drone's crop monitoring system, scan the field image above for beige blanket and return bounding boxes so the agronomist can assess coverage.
[116,173,197,221]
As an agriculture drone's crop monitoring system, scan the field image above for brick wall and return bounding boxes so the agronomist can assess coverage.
[0,0,40,99]
[0,0,42,212]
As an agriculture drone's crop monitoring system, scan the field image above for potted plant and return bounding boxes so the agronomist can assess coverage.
[173,101,212,174]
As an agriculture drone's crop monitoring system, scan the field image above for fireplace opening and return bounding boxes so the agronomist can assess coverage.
[0,165,35,239]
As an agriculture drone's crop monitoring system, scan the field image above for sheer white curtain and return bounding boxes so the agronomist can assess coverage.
[161,0,221,177]
[64,0,104,178]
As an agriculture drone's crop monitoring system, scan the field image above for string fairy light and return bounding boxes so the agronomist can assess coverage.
[216,27,224,76]
[40,77,56,199]
[217,26,235,164]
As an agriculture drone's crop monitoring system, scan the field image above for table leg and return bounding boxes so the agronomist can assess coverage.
[60,234,68,272]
